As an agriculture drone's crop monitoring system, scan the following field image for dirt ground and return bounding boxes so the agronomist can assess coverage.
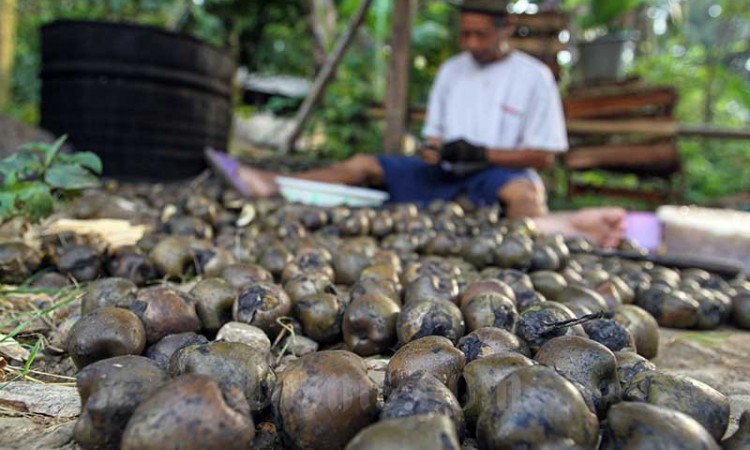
[1,325,748,449]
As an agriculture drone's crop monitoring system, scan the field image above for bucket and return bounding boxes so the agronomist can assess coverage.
[579,33,632,82]
[40,20,235,180]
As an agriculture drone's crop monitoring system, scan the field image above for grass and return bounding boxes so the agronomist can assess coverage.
[0,283,85,389]
[675,331,733,349]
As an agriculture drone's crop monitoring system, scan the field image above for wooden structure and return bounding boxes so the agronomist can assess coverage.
[383,0,414,154]
[562,78,682,203]
[510,11,567,80]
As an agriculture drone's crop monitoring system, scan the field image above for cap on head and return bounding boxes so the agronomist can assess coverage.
[452,0,510,16]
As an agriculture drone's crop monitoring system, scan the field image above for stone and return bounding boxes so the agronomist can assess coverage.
[216,322,271,354]
[0,382,80,418]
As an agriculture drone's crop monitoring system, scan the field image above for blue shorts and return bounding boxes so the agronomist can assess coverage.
[376,155,540,206]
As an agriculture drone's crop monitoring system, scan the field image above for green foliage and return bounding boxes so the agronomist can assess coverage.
[5,0,748,206]
[630,0,750,204]
[584,0,648,29]
[0,136,102,222]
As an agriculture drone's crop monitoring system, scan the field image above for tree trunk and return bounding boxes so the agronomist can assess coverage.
[383,0,414,154]
[0,0,17,110]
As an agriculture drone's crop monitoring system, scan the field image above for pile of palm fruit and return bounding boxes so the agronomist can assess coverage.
[1,179,748,450]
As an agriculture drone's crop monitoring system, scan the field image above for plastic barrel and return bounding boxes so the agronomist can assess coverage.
[40,20,234,180]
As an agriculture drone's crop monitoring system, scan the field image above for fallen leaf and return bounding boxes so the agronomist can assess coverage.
[0,334,30,363]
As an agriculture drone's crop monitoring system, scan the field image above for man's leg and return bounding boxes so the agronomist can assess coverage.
[536,207,627,248]
[295,154,384,186]
[497,178,548,219]
[237,153,384,198]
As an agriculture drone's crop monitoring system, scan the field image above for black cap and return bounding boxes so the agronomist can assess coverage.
[450,0,509,16]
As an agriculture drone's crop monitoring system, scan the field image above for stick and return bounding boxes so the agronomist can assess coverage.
[281,0,374,153]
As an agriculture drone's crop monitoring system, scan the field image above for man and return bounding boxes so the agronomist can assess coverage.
[206,0,625,247]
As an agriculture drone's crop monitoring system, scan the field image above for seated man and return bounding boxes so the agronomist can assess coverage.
[206,0,625,247]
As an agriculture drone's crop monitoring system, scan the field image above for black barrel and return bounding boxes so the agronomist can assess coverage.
[41,20,235,180]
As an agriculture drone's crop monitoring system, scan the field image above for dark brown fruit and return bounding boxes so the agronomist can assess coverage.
[343,293,400,356]
[0,242,42,284]
[130,286,201,345]
[344,415,460,450]
[57,244,102,281]
[80,278,137,315]
[144,331,208,369]
[462,352,536,431]
[190,277,236,332]
[624,370,729,441]
[384,336,465,398]
[74,356,167,450]
[233,282,292,337]
[396,298,465,345]
[380,371,464,439]
[601,402,719,450]
[121,374,255,450]
[461,292,518,333]
[294,292,345,344]
[476,366,599,449]
[534,335,621,417]
[272,351,378,450]
[169,341,275,414]
[67,307,146,369]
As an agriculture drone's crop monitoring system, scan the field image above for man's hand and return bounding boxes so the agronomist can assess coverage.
[440,139,487,163]
[438,139,489,176]
[418,140,441,165]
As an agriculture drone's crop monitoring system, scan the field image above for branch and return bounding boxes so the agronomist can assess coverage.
[281,0,374,154]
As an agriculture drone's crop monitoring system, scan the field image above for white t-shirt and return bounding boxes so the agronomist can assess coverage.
[422,51,568,153]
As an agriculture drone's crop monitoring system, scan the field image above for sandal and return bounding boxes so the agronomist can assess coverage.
[204,147,253,197]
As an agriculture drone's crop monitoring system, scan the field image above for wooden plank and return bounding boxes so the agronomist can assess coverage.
[566,119,679,137]
[566,77,645,98]
[281,0,374,153]
[383,0,413,154]
[564,89,676,119]
[563,142,679,170]
[508,36,566,56]
[515,12,567,32]
[678,124,750,140]
[568,183,671,203]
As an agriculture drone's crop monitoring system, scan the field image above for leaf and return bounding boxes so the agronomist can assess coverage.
[586,0,645,28]
[21,134,67,168]
[0,192,19,221]
[0,151,43,183]
[44,135,68,168]
[16,184,54,222]
[56,151,103,175]
[0,334,30,362]
[44,163,101,190]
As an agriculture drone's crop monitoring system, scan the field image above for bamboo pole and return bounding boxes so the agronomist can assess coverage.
[0,0,18,110]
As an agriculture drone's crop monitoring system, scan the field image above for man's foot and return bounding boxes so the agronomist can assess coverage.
[536,207,627,249]
[237,165,279,198]
[204,148,278,198]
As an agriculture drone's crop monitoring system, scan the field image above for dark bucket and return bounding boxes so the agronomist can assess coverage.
[579,33,633,83]
[40,20,235,181]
